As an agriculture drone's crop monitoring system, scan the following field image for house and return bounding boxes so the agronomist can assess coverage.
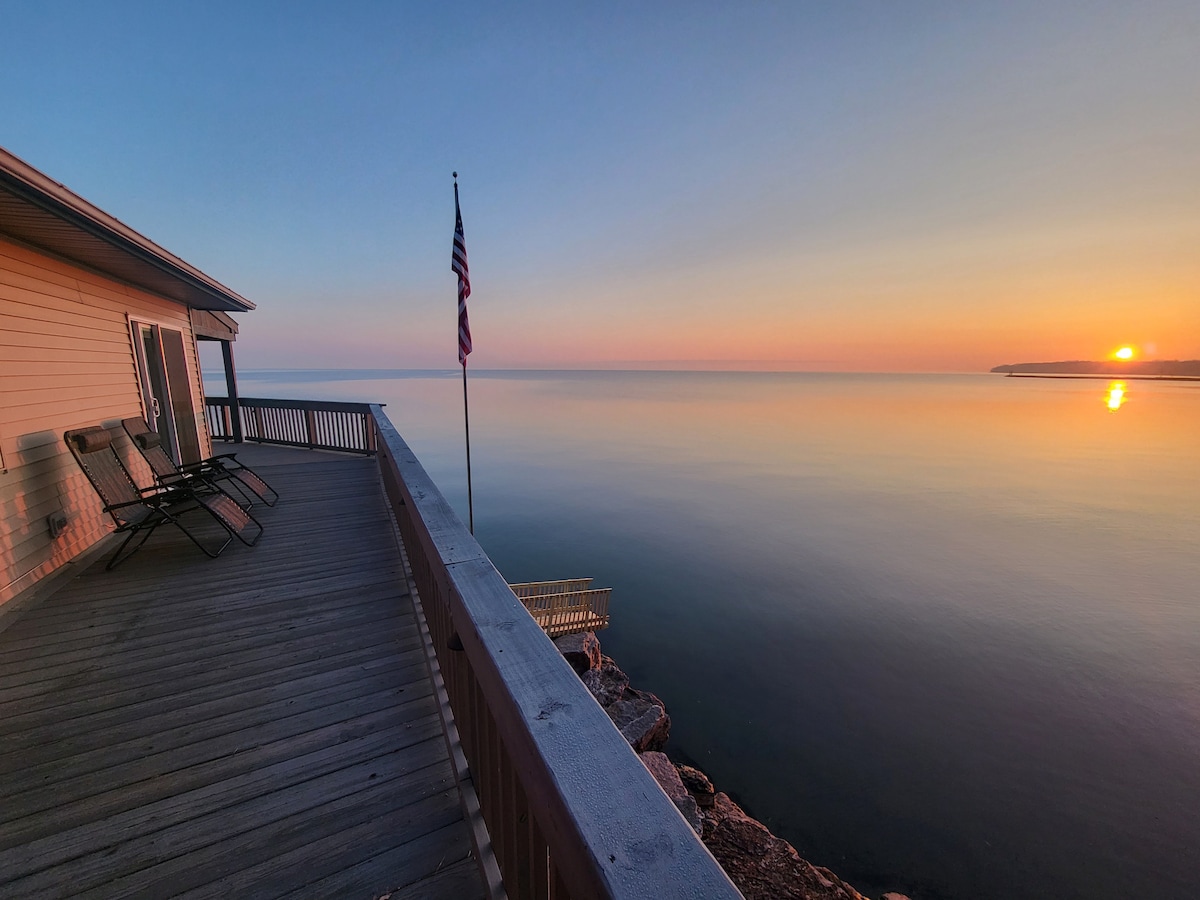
[0,145,250,608]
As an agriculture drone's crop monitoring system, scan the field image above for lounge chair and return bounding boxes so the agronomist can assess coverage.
[65,426,263,569]
[121,416,278,508]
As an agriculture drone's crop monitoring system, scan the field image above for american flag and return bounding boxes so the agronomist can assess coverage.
[452,181,472,366]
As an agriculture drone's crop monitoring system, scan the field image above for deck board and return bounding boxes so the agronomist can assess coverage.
[0,444,485,899]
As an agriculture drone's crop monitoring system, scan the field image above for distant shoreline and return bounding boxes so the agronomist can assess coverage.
[992,359,1200,379]
[1001,372,1200,382]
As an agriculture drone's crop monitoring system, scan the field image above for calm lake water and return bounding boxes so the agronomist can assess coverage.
[211,369,1200,900]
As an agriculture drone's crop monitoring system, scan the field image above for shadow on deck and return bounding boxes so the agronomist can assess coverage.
[0,444,486,899]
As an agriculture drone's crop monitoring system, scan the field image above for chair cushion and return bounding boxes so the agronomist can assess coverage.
[68,426,113,453]
[135,430,163,449]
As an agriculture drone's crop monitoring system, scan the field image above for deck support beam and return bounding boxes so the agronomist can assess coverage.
[220,341,244,443]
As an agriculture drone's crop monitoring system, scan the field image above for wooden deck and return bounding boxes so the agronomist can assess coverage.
[0,444,486,899]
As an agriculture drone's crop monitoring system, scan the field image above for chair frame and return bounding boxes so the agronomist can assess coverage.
[65,426,263,570]
[121,417,279,508]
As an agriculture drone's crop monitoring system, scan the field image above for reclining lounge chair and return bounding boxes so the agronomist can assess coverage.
[65,426,263,570]
[121,416,279,508]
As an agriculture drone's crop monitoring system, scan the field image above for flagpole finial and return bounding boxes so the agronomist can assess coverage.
[452,171,458,181]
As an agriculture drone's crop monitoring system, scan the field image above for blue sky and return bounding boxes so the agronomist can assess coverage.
[5,2,1199,370]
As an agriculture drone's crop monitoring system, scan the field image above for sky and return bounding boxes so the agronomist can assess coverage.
[3,1,1199,372]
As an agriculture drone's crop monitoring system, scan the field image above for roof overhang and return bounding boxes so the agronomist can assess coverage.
[0,146,254,313]
[191,309,240,341]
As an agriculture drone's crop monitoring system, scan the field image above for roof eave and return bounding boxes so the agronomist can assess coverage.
[0,147,254,313]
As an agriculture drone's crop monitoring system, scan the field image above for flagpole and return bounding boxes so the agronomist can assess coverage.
[461,360,474,534]
[452,172,475,534]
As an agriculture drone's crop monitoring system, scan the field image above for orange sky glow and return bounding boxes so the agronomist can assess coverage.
[7,3,1198,373]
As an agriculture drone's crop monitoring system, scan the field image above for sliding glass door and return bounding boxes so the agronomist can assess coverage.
[130,321,201,464]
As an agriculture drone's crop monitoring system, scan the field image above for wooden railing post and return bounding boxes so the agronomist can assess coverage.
[303,408,317,448]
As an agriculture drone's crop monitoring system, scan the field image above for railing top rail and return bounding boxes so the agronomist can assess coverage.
[368,404,741,900]
[510,578,595,598]
[205,397,376,413]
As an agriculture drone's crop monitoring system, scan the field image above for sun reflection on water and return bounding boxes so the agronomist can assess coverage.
[1106,381,1127,411]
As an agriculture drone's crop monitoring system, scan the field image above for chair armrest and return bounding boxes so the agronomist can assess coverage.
[104,493,190,513]
[136,482,187,496]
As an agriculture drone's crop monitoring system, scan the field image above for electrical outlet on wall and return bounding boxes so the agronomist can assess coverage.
[47,512,68,539]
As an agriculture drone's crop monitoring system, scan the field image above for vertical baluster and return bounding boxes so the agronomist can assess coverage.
[511,779,547,900]
[481,699,499,855]
[529,816,551,900]
[464,669,483,803]
[497,740,520,894]
[454,626,476,772]
[549,861,571,900]
[509,765,534,897]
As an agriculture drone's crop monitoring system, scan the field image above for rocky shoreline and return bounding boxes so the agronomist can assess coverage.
[553,631,911,900]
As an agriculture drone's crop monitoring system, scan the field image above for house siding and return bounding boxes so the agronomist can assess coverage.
[0,236,213,606]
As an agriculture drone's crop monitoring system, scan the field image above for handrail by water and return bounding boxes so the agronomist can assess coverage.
[207,396,741,898]
[369,404,741,899]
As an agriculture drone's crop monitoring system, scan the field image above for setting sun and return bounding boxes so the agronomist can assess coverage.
[1114,347,1135,360]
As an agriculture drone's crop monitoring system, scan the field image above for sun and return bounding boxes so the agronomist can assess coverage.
[1114,346,1135,360]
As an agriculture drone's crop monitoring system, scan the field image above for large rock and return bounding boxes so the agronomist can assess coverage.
[578,656,669,750]
[702,793,868,900]
[604,686,671,752]
[553,631,602,675]
[581,655,629,707]
[640,751,702,835]
[676,764,716,808]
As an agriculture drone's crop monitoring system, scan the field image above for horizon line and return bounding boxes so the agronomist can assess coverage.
[204,365,1002,376]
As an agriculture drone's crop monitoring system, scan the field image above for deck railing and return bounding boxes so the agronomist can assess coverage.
[369,404,741,900]
[206,396,741,899]
[205,397,376,454]
[510,581,612,638]
[510,578,596,598]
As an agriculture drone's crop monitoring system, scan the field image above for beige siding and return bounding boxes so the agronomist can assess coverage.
[0,236,213,606]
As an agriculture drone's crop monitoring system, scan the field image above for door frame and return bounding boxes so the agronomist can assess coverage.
[128,317,202,464]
